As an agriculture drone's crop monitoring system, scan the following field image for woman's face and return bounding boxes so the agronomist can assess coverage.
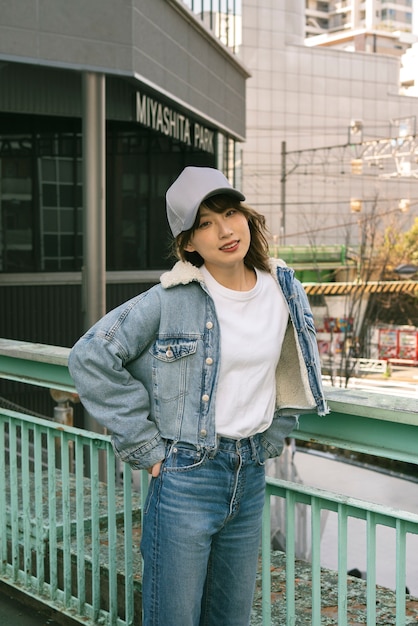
[185,206,251,272]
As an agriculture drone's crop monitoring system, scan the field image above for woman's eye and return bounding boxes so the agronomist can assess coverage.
[198,220,210,229]
[226,209,237,217]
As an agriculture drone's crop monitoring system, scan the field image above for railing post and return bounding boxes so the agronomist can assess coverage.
[261,487,271,626]
[51,389,75,427]
[50,389,78,472]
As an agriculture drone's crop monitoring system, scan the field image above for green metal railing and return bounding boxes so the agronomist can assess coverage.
[0,409,142,624]
[261,478,418,625]
[0,338,417,625]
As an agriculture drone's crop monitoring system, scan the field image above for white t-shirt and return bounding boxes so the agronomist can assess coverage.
[201,265,289,439]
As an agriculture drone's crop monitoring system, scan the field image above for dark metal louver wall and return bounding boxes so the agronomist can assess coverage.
[0,282,158,347]
[0,280,158,418]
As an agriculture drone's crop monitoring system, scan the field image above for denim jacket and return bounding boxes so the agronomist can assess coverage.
[68,258,329,470]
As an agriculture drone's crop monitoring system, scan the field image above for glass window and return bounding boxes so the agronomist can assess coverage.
[39,151,82,270]
[42,184,58,207]
[381,8,396,20]
[106,123,217,271]
[179,0,242,54]
[59,185,75,207]
[1,114,241,273]
[58,160,74,182]
[43,208,58,230]
[42,158,57,181]
[60,234,74,256]
[61,208,75,230]
[44,234,58,256]
[0,152,34,271]
[0,124,84,272]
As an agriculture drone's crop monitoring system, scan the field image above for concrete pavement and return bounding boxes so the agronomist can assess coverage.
[0,584,73,626]
[363,364,418,384]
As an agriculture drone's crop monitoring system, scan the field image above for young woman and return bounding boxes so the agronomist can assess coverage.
[69,166,328,626]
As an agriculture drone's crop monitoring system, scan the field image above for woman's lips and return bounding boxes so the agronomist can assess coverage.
[220,240,239,252]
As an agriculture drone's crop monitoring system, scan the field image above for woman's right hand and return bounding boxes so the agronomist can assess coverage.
[147,461,162,478]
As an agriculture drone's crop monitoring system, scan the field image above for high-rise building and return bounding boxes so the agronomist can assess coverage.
[236,0,418,251]
[306,0,414,36]
[306,0,416,57]
[162,1,418,252]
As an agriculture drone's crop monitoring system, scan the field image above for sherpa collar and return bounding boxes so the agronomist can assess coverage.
[159,257,289,290]
[160,261,204,289]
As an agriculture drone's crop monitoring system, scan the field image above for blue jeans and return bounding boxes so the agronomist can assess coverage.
[140,435,266,626]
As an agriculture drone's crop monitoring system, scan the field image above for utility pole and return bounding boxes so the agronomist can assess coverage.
[281,140,286,244]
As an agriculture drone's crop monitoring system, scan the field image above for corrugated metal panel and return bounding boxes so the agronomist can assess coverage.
[107,76,137,121]
[0,281,157,347]
[0,62,82,116]
[0,63,174,124]
[0,281,157,418]
[0,284,82,347]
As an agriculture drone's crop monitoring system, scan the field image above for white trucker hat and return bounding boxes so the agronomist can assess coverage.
[166,166,245,237]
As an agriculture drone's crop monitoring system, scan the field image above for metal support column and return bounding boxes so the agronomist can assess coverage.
[81,72,106,442]
[82,72,106,332]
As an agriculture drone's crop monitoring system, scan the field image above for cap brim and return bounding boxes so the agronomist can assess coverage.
[183,188,245,231]
[202,187,245,205]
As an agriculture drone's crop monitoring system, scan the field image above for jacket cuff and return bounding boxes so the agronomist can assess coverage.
[112,434,166,471]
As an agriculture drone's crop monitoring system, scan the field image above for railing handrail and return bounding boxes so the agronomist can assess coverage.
[1,336,417,420]
[1,338,418,625]
[0,338,74,392]
[324,384,418,425]
[266,475,418,527]
[1,405,111,443]
[0,338,70,366]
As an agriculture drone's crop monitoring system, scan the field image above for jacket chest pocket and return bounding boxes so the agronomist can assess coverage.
[150,338,197,362]
[150,338,198,403]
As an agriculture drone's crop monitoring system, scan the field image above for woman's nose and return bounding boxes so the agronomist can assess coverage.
[218,221,232,237]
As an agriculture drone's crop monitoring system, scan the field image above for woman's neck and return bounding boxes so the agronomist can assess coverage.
[203,263,256,291]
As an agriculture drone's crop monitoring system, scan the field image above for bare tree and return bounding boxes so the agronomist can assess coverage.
[310,196,410,387]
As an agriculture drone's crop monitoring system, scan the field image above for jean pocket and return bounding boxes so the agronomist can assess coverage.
[163,444,206,473]
[143,473,158,516]
[254,444,266,467]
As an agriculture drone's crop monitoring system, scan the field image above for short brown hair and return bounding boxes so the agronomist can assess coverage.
[171,194,271,273]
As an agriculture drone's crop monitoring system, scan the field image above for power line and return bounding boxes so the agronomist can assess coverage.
[251,198,418,207]
[282,207,415,239]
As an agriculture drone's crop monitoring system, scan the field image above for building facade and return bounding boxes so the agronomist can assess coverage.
[2,0,418,361]
[0,0,248,351]
[239,0,418,252]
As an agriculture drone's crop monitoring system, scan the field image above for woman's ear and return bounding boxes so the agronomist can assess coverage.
[184,241,196,252]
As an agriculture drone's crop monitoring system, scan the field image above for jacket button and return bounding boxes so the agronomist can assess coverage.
[200,429,207,437]
[205,357,213,365]
[166,349,173,358]
[202,394,209,402]
[206,321,213,329]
